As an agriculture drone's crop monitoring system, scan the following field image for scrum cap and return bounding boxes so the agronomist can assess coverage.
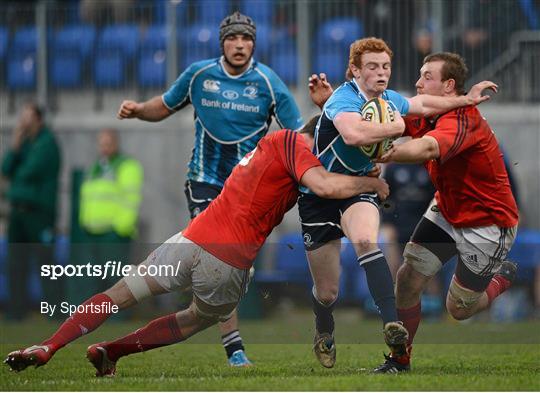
[219,11,256,49]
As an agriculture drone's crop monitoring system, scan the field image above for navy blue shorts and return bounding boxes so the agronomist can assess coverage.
[184,180,222,218]
[298,192,380,251]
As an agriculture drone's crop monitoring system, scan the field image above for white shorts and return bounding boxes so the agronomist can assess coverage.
[423,200,517,276]
[141,232,250,309]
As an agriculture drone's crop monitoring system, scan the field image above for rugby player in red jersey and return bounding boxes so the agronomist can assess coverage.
[4,117,389,377]
[373,52,519,372]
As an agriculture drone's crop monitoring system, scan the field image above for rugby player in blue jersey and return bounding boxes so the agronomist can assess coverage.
[117,11,303,367]
[303,37,497,372]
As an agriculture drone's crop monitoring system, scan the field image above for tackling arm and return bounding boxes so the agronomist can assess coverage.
[407,81,498,117]
[300,166,389,200]
[377,136,440,164]
[117,96,173,122]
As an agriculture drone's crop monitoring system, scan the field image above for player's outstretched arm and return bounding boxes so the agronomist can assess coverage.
[309,73,333,109]
[407,80,498,117]
[375,135,440,164]
[334,111,405,147]
[300,166,389,200]
[117,96,172,122]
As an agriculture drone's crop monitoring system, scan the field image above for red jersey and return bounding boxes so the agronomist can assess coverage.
[404,106,518,228]
[183,130,321,269]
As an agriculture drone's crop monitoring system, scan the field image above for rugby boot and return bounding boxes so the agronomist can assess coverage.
[496,260,517,284]
[313,331,336,368]
[87,342,116,377]
[228,349,253,367]
[373,352,411,374]
[383,321,409,357]
[4,344,53,372]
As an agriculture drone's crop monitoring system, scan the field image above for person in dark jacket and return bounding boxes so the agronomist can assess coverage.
[1,103,61,320]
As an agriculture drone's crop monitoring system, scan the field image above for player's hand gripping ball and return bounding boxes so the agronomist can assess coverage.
[359,97,396,159]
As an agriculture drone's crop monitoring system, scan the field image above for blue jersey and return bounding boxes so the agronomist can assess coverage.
[163,57,303,187]
[301,79,409,194]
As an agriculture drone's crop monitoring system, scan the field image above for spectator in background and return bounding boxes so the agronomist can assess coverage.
[1,103,61,320]
[73,128,143,303]
[459,0,526,71]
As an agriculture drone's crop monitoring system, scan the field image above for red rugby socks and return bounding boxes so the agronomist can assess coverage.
[486,275,512,304]
[42,293,116,352]
[106,313,184,361]
[397,302,421,347]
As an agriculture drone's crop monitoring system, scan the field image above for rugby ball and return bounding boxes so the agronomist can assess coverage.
[359,97,396,159]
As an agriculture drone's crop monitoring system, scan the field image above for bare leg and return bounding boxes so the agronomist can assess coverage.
[306,239,341,368]
[341,202,398,325]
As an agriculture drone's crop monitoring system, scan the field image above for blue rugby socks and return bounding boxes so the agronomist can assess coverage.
[311,288,336,335]
[359,249,398,325]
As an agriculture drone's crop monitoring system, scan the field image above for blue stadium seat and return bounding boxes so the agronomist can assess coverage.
[255,232,311,286]
[94,51,125,87]
[140,24,169,51]
[178,23,219,69]
[153,0,189,24]
[508,229,540,281]
[51,51,83,88]
[270,51,298,85]
[194,0,230,23]
[7,53,36,89]
[312,48,348,84]
[180,23,220,56]
[315,17,364,52]
[254,23,271,57]
[138,49,167,87]
[0,26,8,60]
[12,26,37,53]
[98,24,140,60]
[53,24,96,59]
[239,0,274,24]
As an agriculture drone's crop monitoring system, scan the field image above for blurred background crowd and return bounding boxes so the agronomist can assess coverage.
[0,0,539,323]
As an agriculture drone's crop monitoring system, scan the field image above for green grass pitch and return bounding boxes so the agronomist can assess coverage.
[1,311,539,391]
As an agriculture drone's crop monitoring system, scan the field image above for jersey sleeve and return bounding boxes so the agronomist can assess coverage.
[324,86,362,120]
[278,130,321,182]
[270,73,304,131]
[385,90,410,115]
[162,63,197,111]
[403,116,424,138]
[426,108,479,163]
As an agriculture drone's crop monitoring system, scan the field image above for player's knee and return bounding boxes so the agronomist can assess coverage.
[104,278,138,309]
[349,234,375,254]
[314,285,339,305]
[446,297,472,321]
[121,269,153,304]
[446,277,482,320]
[191,297,236,325]
[403,242,442,277]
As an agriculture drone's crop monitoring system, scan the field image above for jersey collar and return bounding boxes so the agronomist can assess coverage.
[219,56,254,79]
[350,78,371,102]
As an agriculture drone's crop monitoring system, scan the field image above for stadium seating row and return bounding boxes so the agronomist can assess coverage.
[2,17,363,89]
